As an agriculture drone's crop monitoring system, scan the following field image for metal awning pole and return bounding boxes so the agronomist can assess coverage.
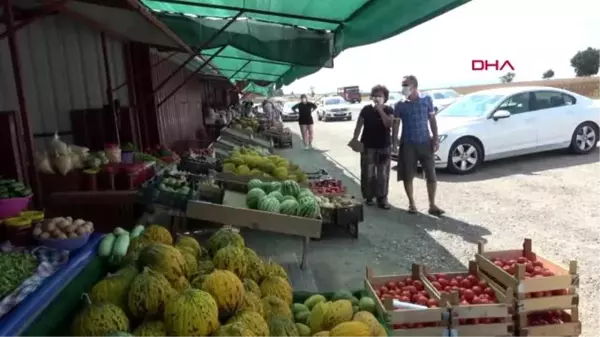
[227,60,251,80]
[156,44,227,108]
[111,50,179,93]
[101,32,120,145]
[2,0,41,207]
[151,10,244,96]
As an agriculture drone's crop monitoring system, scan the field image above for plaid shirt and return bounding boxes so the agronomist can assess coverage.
[393,93,433,144]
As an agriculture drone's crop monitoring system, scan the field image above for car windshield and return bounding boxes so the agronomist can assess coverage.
[325,98,343,105]
[284,102,297,109]
[437,93,505,117]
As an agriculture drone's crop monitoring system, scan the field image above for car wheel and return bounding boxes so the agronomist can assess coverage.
[447,137,483,174]
[570,122,598,154]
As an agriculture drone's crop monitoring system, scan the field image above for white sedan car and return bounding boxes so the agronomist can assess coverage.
[423,89,461,112]
[317,96,352,121]
[433,86,599,174]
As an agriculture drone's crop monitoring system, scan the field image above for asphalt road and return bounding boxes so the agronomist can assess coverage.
[275,117,599,336]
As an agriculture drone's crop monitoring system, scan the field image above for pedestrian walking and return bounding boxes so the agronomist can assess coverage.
[352,85,394,209]
[392,75,445,215]
[292,94,318,149]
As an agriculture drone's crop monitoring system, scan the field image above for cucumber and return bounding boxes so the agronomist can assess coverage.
[130,224,145,239]
[113,227,129,236]
[111,233,130,259]
[98,233,116,257]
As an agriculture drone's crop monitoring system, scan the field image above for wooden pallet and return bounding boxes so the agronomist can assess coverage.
[475,239,581,336]
[364,265,451,336]
[422,261,513,336]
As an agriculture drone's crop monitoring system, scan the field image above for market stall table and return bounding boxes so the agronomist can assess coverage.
[0,233,103,336]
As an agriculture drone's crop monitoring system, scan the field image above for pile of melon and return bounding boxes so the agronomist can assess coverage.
[222,148,308,183]
[246,179,321,219]
[75,225,357,336]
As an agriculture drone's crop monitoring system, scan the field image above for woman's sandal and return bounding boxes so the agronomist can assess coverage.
[407,204,418,214]
[378,203,390,210]
[428,207,446,216]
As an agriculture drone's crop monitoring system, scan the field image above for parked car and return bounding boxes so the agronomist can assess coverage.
[431,86,599,174]
[423,89,460,112]
[317,96,352,121]
[282,101,299,121]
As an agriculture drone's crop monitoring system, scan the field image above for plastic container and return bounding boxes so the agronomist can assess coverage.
[0,195,32,220]
[20,210,44,222]
[37,232,91,251]
[4,217,33,246]
[121,150,134,164]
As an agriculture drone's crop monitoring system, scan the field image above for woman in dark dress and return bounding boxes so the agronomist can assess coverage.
[351,85,394,209]
[292,94,318,150]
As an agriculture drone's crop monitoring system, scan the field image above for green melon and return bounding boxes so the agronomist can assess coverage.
[279,199,299,216]
[281,180,300,197]
[297,201,320,218]
[267,191,284,202]
[246,188,267,209]
[258,196,280,213]
[248,179,263,191]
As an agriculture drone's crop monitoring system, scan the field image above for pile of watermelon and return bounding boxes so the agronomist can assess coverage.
[245,179,321,219]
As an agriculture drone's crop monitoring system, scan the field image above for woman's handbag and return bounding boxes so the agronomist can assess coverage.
[348,138,364,153]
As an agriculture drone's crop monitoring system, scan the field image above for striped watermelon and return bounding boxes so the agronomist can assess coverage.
[281,180,300,197]
[297,200,320,219]
[258,196,281,213]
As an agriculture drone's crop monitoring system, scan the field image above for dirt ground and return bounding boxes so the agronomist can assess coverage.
[241,116,599,336]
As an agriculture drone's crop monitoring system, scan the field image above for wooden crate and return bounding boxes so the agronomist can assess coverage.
[475,239,581,336]
[422,261,513,336]
[364,265,451,336]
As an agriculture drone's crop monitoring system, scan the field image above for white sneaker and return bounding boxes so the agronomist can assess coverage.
[304,145,309,150]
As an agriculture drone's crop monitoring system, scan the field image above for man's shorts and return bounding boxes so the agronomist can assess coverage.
[399,142,437,182]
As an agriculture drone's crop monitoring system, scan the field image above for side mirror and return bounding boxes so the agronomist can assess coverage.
[492,110,511,120]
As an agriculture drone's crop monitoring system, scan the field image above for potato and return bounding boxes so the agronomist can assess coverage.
[65,216,72,223]
[85,221,94,229]
[73,219,86,227]
[32,227,43,237]
[40,232,50,239]
[57,232,68,239]
[68,232,78,238]
[66,225,78,233]
[58,220,71,229]
[51,229,63,238]
[76,227,87,236]
[44,220,57,232]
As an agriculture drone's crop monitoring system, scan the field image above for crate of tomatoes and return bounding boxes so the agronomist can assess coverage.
[475,238,580,337]
[364,264,452,336]
[422,261,513,336]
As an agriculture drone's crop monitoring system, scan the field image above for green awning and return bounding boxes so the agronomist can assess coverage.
[242,81,273,97]
[143,0,470,88]
[143,0,469,51]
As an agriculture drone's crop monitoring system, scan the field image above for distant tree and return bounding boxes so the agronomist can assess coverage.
[309,86,316,97]
[542,69,555,79]
[570,47,600,77]
[499,72,516,83]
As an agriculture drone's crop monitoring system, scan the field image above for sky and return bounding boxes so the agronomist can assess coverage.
[282,0,600,94]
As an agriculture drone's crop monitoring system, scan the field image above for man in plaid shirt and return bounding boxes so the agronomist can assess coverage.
[392,75,444,216]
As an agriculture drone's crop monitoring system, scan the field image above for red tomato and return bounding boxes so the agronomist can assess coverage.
[525,262,534,273]
[432,281,442,290]
[507,259,517,265]
[429,304,438,308]
[533,266,543,274]
[478,280,487,287]
[381,294,393,301]
[416,298,429,306]
[427,299,438,307]
[436,273,448,279]
[396,281,406,288]
[525,272,532,278]
[460,279,472,288]
[444,286,452,292]
[413,280,424,290]
[532,260,544,268]
[438,278,449,286]
[426,274,436,281]
[419,290,429,297]
[386,281,396,289]
[455,275,464,282]
[484,287,495,296]
[471,297,483,304]
[449,279,459,286]
[460,299,470,305]
[517,256,528,263]
[399,295,411,302]
[480,318,493,324]
[375,290,381,297]
[466,274,478,282]
[494,260,505,267]
[412,294,421,302]
[472,285,483,295]
[463,289,475,301]
[542,270,555,277]
[401,290,411,297]
[502,265,512,273]
[405,285,418,294]
[405,277,413,285]
[380,286,389,293]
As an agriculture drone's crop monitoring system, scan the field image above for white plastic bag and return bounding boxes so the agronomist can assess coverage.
[53,155,73,175]
[49,132,68,156]
[35,151,55,174]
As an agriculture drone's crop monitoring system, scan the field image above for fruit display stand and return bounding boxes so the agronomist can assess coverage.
[475,239,581,336]
[0,234,103,336]
[186,190,322,269]
[422,261,513,336]
[364,265,452,336]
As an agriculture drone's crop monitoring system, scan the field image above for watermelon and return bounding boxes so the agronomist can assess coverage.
[297,201,320,218]
[279,199,299,216]
[282,195,297,202]
[268,191,284,202]
[258,196,281,212]
[281,180,300,197]
[248,178,263,191]
[296,188,314,200]
[246,188,267,209]
[270,181,282,192]
[298,195,316,205]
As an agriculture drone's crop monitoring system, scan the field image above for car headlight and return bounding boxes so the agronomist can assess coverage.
[438,135,447,143]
